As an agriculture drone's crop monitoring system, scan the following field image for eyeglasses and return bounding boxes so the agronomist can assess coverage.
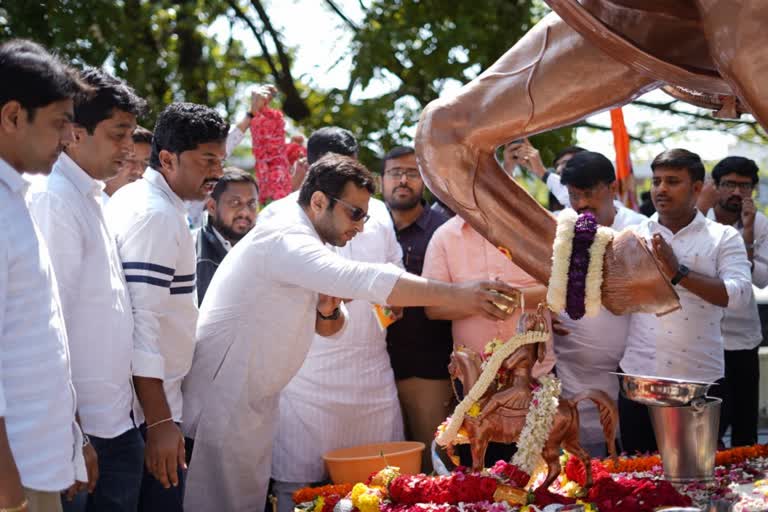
[329,195,370,223]
[719,180,754,192]
[383,168,421,180]
[224,198,259,211]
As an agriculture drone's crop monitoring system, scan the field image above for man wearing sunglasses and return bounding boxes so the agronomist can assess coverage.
[706,156,768,447]
[182,154,522,511]
[196,167,259,304]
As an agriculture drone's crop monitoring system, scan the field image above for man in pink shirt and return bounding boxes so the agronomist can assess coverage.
[423,215,556,466]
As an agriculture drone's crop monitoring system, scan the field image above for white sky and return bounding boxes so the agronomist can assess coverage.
[211,0,748,165]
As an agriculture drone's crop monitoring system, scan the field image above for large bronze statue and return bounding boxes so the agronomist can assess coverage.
[415,0,767,314]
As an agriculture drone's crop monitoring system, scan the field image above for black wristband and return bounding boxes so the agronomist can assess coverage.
[317,307,341,320]
[541,170,551,183]
[246,111,255,119]
[671,264,689,286]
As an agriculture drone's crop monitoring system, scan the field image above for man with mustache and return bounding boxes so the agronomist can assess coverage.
[619,149,752,453]
[103,126,152,199]
[706,156,767,447]
[28,67,147,511]
[551,151,645,457]
[196,167,259,304]
[0,39,89,512]
[105,102,228,512]
[381,145,454,472]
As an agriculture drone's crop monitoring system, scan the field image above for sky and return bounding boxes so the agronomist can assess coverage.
[210,0,754,168]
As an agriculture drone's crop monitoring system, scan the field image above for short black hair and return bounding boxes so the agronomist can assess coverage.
[651,148,705,182]
[149,102,228,170]
[560,151,616,189]
[75,67,147,134]
[211,167,258,202]
[381,146,415,172]
[306,126,358,165]
[0,38,86,119]
[298,154,375,207]
[712,156,759,186]
[553,146,586,167]
[132,126,153,145]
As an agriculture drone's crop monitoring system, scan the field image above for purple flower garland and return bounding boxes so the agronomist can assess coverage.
[565,212,598,320]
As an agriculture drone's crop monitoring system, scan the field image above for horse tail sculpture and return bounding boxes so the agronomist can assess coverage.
[571,390,619,461]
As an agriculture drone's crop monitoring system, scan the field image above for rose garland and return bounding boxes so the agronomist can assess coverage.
[511,375,561,474]
[435,331,549,447]
[250,107,292,204]
[547,210,613,320]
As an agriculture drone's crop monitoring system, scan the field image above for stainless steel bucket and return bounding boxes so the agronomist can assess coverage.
[648,397,721,483]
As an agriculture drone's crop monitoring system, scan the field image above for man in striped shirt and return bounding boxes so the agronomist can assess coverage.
[106,102,228,512]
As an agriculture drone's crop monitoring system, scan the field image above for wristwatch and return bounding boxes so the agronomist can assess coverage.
[246,111,255,119]
[317,307,341,320]
[671,264,690,286]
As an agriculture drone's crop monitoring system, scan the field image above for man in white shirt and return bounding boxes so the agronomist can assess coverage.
[552,151,647,457]
[182,154,522,511]
[28,67,147,512]
[620,148,753,453]
[105,102,228,512]
[0,39,89,512]
[269,131,404,512]
[707,156,768,447]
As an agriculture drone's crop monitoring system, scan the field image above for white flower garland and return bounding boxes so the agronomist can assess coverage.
[436,331,549,447]
[546,209,578,314]
[511,374,562,474]
[583,226,613,318]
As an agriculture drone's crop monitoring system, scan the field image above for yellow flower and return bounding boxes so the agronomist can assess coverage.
[467,402,482,418]
[312,497,325,512]
[351,484,382,512]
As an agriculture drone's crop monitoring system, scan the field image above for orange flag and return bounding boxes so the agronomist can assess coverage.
[610,108,638,210]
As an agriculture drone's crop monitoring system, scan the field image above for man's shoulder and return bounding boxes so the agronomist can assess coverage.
[614,206,648,229]
[431,214,463,241]
[755,210,768,236]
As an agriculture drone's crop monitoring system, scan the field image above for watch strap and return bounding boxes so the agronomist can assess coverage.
[317,307,341,320]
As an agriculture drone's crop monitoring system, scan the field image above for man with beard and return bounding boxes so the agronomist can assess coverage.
[103,126,152,199]
[706,156,768,447]
[195,168,258,303]
[105,102,228,512]
[620,149,752,453]
[381,146,454,472]
[552,152,645,457]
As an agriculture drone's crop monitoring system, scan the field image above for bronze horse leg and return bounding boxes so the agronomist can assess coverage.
[416,13,680,315]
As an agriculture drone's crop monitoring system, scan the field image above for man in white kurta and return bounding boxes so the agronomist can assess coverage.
[270,195,405,511]
[550,152,647,456]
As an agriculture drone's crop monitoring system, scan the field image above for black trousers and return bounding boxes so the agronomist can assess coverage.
[618,368,726,454]
[720,346,760,447]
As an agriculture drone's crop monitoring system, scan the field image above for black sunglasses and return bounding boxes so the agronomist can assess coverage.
[328,195,370,223]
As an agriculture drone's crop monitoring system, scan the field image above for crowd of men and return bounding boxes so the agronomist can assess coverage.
[0,37,766,512]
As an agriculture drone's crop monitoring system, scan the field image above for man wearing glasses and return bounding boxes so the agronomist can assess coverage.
[705,156,768,447]
[195,167,259,303]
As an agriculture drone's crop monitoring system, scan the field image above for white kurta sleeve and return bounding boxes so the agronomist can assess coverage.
[226,126,246,158]
[113,211,180,380]
[27,191,84,322]
[266,231,404,304]
[0,236,7,416]
[718,225,753,310]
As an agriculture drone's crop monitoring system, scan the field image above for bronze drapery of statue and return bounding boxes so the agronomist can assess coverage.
[415,0,767,315]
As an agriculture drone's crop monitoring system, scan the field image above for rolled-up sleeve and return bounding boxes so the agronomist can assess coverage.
[0,237,7,416]
[266,231,404,305]
[113,211,179,379]
[718,225,753,310]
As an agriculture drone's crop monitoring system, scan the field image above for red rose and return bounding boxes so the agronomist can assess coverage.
[531,487,576,507]
[564,456,610,486]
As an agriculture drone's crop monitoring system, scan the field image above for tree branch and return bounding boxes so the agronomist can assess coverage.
[324,0,359,31]
[224,0,280,79]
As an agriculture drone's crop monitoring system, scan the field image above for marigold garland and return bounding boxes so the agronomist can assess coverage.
[292,483,353,504]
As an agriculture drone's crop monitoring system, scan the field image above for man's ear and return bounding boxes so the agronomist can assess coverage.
[609,180,618,197]
[692,179,704,197]
[205,197,216,216]
[158,149,176,174]
[310,190,329,214]
[70,125,88,149]
[0,101,22,133]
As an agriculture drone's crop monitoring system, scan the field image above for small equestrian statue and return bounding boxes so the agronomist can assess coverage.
[446,304,618,490]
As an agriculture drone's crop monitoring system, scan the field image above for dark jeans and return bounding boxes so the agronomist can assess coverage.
[720,347,760,447]
[62,427,144,512]
[618,369,726,454]
[138,423,185,512]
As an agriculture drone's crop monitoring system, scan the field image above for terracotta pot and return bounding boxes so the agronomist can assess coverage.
[323,441,425,484]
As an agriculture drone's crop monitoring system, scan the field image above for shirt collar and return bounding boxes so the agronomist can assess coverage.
[55,152,104,198]
[648,209,706,235]
[0,156,28,196]
[143,167,186,214]
[210,225,232,252]
[391,200,432,231]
